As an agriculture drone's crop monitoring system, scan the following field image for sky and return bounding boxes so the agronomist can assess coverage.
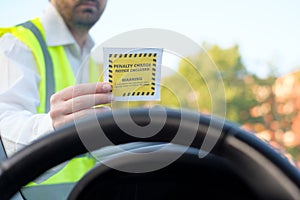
[1,0,300,78]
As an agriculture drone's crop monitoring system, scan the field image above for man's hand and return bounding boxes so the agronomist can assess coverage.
[49,82,113,129]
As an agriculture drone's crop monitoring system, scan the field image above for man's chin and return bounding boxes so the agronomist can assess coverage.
[76,17,99,28]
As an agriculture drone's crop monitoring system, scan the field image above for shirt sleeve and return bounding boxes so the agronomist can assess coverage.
[0,33,54,157]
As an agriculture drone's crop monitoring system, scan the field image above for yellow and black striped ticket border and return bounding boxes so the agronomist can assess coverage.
[108,52,157,97]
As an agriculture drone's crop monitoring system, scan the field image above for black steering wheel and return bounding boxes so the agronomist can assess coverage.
[0,107,300,200]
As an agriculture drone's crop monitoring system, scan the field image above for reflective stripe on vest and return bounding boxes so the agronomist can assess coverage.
[1,18,98,185]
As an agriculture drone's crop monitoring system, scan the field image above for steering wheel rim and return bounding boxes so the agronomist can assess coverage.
[67,142,261,200]
[0,107,300,200]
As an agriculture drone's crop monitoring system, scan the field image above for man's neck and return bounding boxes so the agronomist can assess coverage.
[69,28,89,50]
[73,33,88,50]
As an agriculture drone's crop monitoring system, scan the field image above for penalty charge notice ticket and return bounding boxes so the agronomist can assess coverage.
[103,47,163,101]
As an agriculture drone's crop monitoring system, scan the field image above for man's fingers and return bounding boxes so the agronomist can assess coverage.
[68,106,111,124]
[51,106,111,128]
[58,93,113,114]
[71,93,113,113]
[74,106,112,120]
[52,82,112,102]
[49,82,113,129]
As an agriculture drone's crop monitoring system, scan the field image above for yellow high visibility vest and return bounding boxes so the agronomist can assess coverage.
[0,18,100,185]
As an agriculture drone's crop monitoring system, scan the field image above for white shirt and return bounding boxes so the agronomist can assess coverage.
[0,4,95,156]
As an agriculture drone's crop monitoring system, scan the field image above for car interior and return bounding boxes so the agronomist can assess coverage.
[0,107,300,200]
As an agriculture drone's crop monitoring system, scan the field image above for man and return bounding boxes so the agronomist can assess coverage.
[0,0,112,196]
[0,0,112,157]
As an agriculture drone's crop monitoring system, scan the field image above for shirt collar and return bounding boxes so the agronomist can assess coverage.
[39,3,95,51]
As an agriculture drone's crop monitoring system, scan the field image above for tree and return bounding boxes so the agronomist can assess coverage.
[176,43,257,124]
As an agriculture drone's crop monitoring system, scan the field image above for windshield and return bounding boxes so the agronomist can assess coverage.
[1,1,300,200]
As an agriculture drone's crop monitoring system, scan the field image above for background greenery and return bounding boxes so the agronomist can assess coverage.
[113,44,300,168]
